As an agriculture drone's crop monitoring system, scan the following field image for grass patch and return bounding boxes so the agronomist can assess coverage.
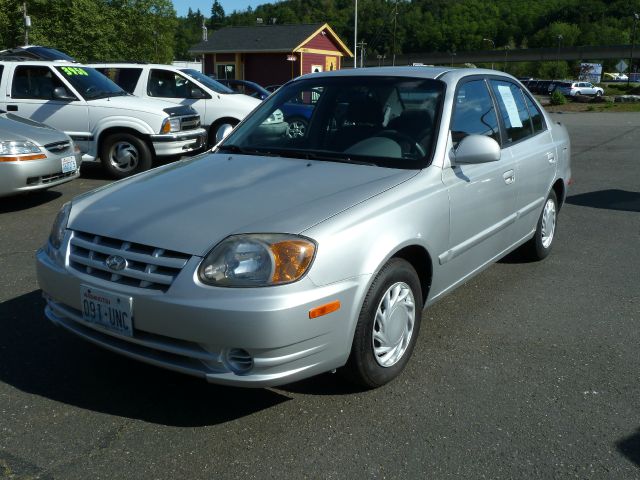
[598,82,640,96]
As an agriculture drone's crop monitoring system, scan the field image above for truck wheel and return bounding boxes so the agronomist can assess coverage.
[101,133,152,179]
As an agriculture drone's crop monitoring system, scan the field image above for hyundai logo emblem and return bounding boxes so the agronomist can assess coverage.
[105,255,127,271]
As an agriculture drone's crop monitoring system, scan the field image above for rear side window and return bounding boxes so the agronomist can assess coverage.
[490,79,533,144]
[148,69,196,98]
[98,67,142,94]
[451,79,500,147]
[523,93,546,134]
[11,65,68,100]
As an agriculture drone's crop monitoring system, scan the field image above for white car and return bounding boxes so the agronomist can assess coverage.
[0,60,207,178]
[90,64,261,143]
[557,81,604,96]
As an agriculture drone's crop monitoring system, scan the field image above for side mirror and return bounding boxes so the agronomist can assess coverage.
[215,124,234,143]
[454,134,501,164]
[53,87,76,101]
[190,88,207,99]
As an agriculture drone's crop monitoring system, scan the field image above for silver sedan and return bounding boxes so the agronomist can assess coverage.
[0,111,80,197]
[36,67,571,388]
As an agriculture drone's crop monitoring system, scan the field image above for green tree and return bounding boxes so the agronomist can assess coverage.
[209,0,225,30]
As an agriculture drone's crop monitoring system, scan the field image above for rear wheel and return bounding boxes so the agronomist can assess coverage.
[285,117,308,138]
[342,258,422,388]
[100,133,152,179]
[521,190,558,260]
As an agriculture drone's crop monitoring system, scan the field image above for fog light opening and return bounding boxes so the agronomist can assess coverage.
[224,348,254,375]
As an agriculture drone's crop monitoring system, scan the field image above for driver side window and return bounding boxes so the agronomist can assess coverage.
[148,70,200,99]
[451,79,500,147]
[11,66,67,100]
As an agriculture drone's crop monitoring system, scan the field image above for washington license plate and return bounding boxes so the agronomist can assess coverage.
[61,156,77,173]
[80,285,133,337]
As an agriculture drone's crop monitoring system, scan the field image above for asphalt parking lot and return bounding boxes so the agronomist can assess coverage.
[1,112,639,479]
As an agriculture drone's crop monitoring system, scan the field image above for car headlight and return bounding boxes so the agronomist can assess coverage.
[0,141,42,155]
[262,109,284,124]
[49,202,72,250]
[198,234,316,287]
[160,117,181,133]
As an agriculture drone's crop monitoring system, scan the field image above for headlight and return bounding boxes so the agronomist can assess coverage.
[0,141,41,155]
[198,234,316,287]
[49,202,72,250]
[160,117,181,134]
[262,109,284,124]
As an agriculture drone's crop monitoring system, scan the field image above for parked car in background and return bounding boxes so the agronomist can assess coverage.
[218,79,270,100]
[0,109,80,197]
[0,60,206,178]
[90,64,261,144]
[37,66,571,389]
[557,81,604,96]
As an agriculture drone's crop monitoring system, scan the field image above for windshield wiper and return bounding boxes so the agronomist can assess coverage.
[87,91,128,100]
[216,144,278,156]
[271,149,377,166]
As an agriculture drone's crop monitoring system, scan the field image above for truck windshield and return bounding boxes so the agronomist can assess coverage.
[180,69,235,94]
[55,66,127,100]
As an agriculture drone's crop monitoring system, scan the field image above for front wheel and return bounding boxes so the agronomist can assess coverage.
[342,258,423,388]
[596,90,603,97]
[100,133,152,179]
[209,119,239,146]
[521,190,558,260]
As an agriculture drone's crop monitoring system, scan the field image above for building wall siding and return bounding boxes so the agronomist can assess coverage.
[304,31,340,52]
[244,53,297,86]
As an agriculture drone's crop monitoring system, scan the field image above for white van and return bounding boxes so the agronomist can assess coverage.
[90,64,261,143]
[0,60,207,178]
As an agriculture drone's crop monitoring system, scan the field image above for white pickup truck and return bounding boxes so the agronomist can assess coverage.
[0,60,207,178]
[89,63,261,144]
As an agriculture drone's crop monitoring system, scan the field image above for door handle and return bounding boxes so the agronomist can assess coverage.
[7,105,17,111]
[546,151,556,164]
[503,169,515,185]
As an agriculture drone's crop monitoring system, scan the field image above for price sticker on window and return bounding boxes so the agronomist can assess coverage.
[61,66,89,76]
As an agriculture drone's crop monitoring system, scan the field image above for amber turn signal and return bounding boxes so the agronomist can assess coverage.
[309,300,341,319]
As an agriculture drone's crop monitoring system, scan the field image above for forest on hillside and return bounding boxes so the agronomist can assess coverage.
[1,0,639,76]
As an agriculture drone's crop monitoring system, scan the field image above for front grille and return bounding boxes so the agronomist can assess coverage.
[69,231,191,292]
[26,170,76,186]
[180,115,201,131]
[44,141,72,154]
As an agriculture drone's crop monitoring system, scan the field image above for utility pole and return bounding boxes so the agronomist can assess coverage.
[23,2,31,46]
[354,0,358,68]
[556,34,563,79]
[392,0,398,66]
[483,38,495,69]
[358,40,367,68]
[629,13,639,86]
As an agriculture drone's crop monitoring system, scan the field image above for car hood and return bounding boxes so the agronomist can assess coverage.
[0,113,68,146]
[69,153,417,256]
[86,95,190,117]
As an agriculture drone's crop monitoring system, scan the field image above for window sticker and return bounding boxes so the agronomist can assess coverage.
[497,85,523,128]
[60,66,88,76]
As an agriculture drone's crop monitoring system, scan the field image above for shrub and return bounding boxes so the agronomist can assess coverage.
[550,90,568,105]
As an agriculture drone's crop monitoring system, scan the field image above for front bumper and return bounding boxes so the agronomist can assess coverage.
[36,245,367,387]
[150,128,208,157]
[0,154,80,197]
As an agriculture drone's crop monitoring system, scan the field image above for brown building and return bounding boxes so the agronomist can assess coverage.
[189,23,353,87]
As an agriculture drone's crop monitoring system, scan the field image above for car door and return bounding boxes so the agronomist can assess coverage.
[147,68,209,122]
[441,77,518,282]
[6,64,90,150]
[489,79,557,244]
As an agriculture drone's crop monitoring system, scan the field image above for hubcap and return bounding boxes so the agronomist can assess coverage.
[541,198,557,249]
[286,120,306,138]
[109,141,139,172]
[372,281,416,368]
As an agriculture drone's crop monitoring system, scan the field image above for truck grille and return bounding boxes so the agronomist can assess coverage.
[69,231,191,292]
[180,115,201,131]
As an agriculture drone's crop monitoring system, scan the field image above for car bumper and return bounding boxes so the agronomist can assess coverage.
[150,128,208,157]
[36,245,367,387]
[0,155,80,197]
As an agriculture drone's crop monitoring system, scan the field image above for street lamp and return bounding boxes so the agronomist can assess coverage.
[354,0,358,68]
[629,13,639,85]
[483,38,495,69]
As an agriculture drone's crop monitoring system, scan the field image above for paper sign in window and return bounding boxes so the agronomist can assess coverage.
[497,85,523,128]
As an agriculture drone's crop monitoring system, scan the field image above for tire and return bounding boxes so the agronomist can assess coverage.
[521,190,558,261]
[342,258,423,388]
[100,133,152,179]
[596,90,603,97]
[209,119,239,146]
[285,117,308,139]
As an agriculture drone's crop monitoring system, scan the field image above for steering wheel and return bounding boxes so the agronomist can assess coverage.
[85,86,98,97]
[377,130,427,158]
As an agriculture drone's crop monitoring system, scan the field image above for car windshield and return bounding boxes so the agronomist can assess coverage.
[180,69,235,94]
[219,76,445,169]
[55,66,127,100]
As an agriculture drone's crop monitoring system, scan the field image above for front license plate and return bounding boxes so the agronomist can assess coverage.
[61,156,77,173]
[80,285,133,337]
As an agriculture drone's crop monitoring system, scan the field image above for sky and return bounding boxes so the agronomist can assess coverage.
[173,1,270,17]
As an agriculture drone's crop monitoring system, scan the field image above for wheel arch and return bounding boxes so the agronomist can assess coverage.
[552,178,566,210]
[98,127,154,159]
